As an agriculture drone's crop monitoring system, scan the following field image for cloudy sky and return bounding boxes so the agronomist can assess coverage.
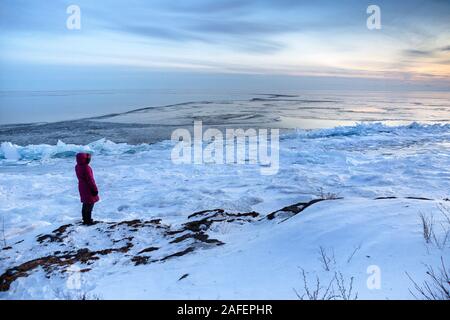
[0,0,449,90]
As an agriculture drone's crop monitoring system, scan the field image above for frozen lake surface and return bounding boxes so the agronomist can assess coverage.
[1,90,449,145]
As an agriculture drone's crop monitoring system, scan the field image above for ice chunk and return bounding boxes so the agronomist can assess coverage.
[1,141,20,160]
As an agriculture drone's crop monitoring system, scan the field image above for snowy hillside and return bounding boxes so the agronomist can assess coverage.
[1,197,449,299]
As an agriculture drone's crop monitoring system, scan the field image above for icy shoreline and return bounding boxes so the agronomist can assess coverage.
[2,122,450,161]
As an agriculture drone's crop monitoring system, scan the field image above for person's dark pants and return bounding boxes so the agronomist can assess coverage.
[82,203,94,224]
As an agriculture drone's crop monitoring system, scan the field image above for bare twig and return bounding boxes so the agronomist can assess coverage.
[294,268,336,300]
[347,244,362,264]
[406,257,450,300]
[419,205,450,249]
[437,204,450,225]
[432,204,450,249]
[432,226,450,250]
[318,246,334,272]
[294,268,358,300]
[334,271,358,300]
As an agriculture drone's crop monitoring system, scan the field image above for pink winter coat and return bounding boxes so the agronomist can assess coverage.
[75,153,99,204]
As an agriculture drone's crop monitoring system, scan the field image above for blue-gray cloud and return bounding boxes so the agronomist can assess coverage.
[2,0,449,49]
[404,44,450,57]
[404,49,435,57]
[1,0,449,81]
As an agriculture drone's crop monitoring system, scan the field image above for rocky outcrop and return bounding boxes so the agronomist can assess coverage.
[266,199,326,221]
[0,199,329,292]
[0,208,264,291]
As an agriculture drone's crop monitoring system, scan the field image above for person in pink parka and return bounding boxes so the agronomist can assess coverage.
[75,153,99,225]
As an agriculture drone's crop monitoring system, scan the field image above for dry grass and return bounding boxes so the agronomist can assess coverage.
[406,257,450,300]
[316,187,340,200]
[419,212,433,244]
[293,268,337,300]
[295,246,358,300]
[419,205,450,249]
[294,269,358,300]
[54,288,102,300]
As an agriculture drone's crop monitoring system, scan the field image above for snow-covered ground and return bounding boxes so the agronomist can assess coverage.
[0,122,449,299]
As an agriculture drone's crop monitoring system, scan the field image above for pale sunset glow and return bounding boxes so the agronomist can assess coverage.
[1,0,449,90]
